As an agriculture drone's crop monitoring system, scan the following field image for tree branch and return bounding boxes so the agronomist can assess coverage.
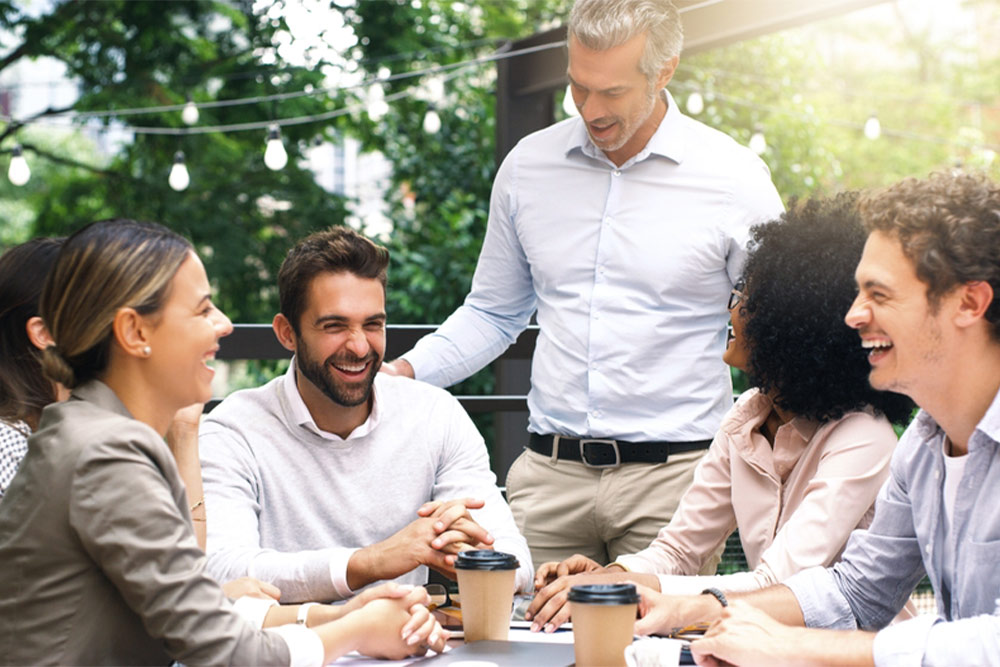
[4,142,119,179]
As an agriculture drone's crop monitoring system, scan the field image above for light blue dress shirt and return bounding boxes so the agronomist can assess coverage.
[785,385,1000,666]
[403,91,784,441]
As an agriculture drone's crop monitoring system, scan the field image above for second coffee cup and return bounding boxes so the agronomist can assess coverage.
[568,583,639,667]
[454,550,519,642]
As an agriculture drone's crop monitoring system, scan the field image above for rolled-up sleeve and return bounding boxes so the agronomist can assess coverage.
[784,566,859,630]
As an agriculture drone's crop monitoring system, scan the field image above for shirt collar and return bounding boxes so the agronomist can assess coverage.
[281,358,382,441]
[912,383,1000,453]
[565,88,686,167]
[72,379,134,419]
[977,383,1000,445]
[727,389,819,452]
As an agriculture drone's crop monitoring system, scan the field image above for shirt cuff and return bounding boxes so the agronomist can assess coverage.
[783,567,858,630]
[232,596,279,628]
[610,557,633,572]
[329,547,360,600]
[871,614,937,666]
[399,349,431,383]
[269,624,325,667]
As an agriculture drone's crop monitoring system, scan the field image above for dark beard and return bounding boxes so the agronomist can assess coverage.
[295,338,381,408]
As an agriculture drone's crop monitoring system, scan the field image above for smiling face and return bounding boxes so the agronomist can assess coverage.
[567,32,672,165]
[292,271,386,410]
[845,231,954,397]
[145,251,232,408]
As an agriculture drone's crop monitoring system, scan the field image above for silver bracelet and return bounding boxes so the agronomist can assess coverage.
[297,602,319,626]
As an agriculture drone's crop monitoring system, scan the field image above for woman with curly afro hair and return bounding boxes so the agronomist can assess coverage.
[529,194,914,625]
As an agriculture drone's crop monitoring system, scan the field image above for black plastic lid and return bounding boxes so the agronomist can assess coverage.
[567,583,640,605]
[454,549,520,571]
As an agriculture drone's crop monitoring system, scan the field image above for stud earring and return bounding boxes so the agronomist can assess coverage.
[142,345,152,357]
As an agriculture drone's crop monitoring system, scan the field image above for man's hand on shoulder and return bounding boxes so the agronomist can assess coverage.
[380,359,415,379]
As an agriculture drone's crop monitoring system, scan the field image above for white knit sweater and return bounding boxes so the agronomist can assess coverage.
[200,363,532,602]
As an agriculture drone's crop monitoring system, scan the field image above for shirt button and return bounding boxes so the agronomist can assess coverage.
[934,469,940,480]
[613,170,622,176]
[591,363,598,371]
[925,544,932,555]
[604,217,613,226]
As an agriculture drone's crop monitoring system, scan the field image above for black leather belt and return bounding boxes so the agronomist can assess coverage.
[528,433,712,468]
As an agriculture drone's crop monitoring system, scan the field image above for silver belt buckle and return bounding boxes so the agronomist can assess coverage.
[579,438,621,468]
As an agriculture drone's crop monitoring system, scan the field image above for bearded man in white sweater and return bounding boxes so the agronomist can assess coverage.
[199,227,532,603]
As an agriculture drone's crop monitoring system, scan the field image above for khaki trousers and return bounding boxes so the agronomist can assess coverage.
[506,446,722,574]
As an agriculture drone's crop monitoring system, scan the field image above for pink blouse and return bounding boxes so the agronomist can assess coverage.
[614,388,899,595]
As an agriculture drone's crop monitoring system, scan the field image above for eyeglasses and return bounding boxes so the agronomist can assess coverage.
[728,279,746,310]
[425,583,463,628]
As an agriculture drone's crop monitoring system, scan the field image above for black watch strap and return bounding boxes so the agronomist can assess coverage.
[701,587,728,608]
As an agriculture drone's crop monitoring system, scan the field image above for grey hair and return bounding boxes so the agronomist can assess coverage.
[569,0,684,84]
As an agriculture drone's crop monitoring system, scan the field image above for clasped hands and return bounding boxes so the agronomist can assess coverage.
[527,554,805,667]
[348,497,493,589]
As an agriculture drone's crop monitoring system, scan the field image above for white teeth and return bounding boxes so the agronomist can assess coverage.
[861,340,892,349]
[334,363,366,373]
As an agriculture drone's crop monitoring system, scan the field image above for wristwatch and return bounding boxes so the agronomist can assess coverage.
[701,587,728,608]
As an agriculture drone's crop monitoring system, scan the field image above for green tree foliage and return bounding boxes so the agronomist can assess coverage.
[343,0,571,325]
[0,0,348,322]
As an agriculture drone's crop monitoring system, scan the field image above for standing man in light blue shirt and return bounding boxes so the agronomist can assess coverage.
[383,0,783,571]
[634,171,1000,667]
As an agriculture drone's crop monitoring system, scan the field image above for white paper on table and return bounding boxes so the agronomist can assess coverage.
[625,636,685,667]
[330,647,448,666]
[506,627,575,644]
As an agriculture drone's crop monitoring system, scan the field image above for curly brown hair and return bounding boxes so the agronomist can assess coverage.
[741,193,913,424]
[858,171,1000,338]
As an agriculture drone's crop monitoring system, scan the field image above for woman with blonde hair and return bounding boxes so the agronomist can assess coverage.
[0,220,446,665]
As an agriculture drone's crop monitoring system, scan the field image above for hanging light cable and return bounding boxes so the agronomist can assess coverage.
[7,145,30,186]
[168,151,190,191]
[263,124,288,170]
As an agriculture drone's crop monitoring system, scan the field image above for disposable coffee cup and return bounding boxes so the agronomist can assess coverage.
[568,583,639,667]
[454,550,519,642]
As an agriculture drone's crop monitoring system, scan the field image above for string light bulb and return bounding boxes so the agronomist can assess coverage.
[686,91,704,115]
[367,85,389,121]
[562,83,579,117]
[168,151,190,191]
[864,113,881,140]
[749,128,767,155]
[422,108,441,134]
[182,97,199,125]
[263,125,288,171]
[7,145,30,186]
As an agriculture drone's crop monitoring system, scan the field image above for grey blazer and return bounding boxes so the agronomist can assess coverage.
[0,380,290,665]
